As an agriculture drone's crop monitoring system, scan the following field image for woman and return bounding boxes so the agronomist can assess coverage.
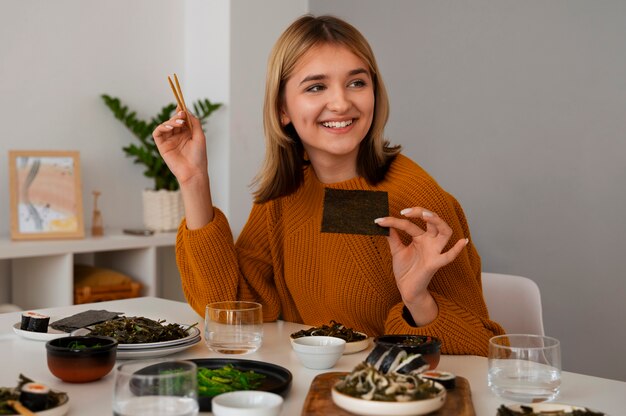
[153,15,504,355]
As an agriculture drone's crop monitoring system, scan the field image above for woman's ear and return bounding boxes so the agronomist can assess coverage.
[280,109,291,126]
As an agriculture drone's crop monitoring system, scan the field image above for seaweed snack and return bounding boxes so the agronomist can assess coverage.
[321,189,389,236]
[496,404,605,416]
[291,320,367,343]
[88,316,196,344]
[19,311,50,333]
[197,364,266,397]
[50,309,122,332]
[0,374,67,415]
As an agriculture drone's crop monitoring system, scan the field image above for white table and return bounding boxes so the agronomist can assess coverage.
[0,297,623,415]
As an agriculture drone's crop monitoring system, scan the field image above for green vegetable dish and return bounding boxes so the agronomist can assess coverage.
[88,316,196,344]
[197,365,266,397]
[291,320,367,342]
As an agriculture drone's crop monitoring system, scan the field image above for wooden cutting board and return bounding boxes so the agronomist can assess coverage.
[301,372,475,416]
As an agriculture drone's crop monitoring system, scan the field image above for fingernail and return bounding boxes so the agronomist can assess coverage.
[400,208,412,216]
[465,238,469,245]
[422,210,433,218]
[164,124,173,129]
[178,111,184,116]
[374,218,384,224]
[175,119,185,124]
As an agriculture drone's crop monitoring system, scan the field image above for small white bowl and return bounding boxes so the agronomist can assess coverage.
[212,391,284,416]
[291,336,346,369]
[290,332,370,354]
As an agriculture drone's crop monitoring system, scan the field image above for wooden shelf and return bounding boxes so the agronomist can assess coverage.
[0,230,179,309]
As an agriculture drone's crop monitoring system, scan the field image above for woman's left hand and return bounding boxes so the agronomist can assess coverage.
[375,207,468,321]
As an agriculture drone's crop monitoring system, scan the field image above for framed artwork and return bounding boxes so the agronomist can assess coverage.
[8,150,85,240]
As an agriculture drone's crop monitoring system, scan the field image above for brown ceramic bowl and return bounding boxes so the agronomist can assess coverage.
[373,335,442,370]
[46,335,118,383]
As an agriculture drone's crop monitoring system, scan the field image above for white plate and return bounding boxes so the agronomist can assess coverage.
[116,336,202,359]
[12,320,69,342]
[331,382,446,416]
[72,325,200,349]
[290,332,370,355]
[505,403,590,413]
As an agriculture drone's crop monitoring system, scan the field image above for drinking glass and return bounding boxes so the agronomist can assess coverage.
[205,301,263,354]
[488,334,561,403]
[113,360,199,416]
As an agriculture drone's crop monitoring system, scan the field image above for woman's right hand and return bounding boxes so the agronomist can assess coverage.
[153,109,215,229]
[152,109,208,186]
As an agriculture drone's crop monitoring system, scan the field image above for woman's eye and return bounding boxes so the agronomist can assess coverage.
[306,84,325,93]
[349,79,367,88]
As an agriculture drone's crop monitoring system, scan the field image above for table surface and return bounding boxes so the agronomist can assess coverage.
[0,297,623,415]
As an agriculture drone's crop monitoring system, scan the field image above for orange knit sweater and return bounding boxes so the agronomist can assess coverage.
[176,154,504,356]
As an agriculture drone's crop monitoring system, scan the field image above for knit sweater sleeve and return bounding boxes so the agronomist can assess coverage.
[382,162,505,356]
[175,205,280,321]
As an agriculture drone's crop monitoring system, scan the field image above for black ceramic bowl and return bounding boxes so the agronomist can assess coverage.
[46,335,118,383]
[374,335,442,370]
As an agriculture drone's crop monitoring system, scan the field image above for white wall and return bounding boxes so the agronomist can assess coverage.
[310,0,626,381]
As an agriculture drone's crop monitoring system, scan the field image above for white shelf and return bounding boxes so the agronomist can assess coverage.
[0,230,180,310]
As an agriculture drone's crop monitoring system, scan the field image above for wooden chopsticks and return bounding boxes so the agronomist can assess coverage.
[167,73,193,133]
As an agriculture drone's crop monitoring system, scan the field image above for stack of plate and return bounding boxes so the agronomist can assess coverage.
[70,325,202,359]
[115,326,202,359]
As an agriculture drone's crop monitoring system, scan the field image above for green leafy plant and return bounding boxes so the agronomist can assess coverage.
[101,94,222,191]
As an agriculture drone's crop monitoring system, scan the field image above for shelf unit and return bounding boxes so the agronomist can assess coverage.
[0,230,180,310]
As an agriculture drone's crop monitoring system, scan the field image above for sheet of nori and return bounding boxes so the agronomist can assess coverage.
[50,309,122,332]
[321,189,389,236]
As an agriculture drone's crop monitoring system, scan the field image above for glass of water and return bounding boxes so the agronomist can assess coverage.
[488,334,561,403]
[205,301,263,354]
[113,360,199,416]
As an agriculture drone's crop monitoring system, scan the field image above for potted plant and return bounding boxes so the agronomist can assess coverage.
[101,94,222,231]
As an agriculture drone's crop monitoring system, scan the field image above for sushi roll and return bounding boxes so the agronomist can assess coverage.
[20,311,50,333]
[394,353,429,375]
[19,382,50,411]
[421,370,456,389]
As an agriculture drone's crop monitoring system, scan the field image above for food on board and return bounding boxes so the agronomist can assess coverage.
[335,344,439,401]
[19,312,50,333]
[421,371,456,389]
[290,320,367,343]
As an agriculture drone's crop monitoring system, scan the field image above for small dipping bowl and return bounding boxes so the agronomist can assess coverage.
[212,391,284,416]
[46,335,118,383]
[291,336,345,370]
[374,335,441,370]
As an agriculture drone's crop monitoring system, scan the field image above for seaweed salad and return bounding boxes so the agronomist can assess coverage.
[88,316,196,344]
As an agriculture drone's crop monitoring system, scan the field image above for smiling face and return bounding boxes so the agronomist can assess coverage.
[281,43,375,182]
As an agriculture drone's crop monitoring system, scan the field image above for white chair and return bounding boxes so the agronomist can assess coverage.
[482,272,545,335]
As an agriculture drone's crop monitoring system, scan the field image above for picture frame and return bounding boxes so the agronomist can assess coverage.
[8,150,85,240]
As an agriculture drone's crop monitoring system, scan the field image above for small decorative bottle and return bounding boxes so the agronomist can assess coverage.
[91,190,104,236]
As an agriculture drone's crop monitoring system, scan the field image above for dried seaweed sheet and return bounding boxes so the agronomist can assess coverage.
[49,309,122,332]
[321,189,389,236]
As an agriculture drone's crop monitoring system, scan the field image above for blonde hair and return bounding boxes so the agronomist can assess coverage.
[253,15,400,203]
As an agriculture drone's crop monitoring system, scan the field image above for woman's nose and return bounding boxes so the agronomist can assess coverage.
[326,87,351,113]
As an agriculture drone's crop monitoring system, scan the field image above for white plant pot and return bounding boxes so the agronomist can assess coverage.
[142,189,184,232]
